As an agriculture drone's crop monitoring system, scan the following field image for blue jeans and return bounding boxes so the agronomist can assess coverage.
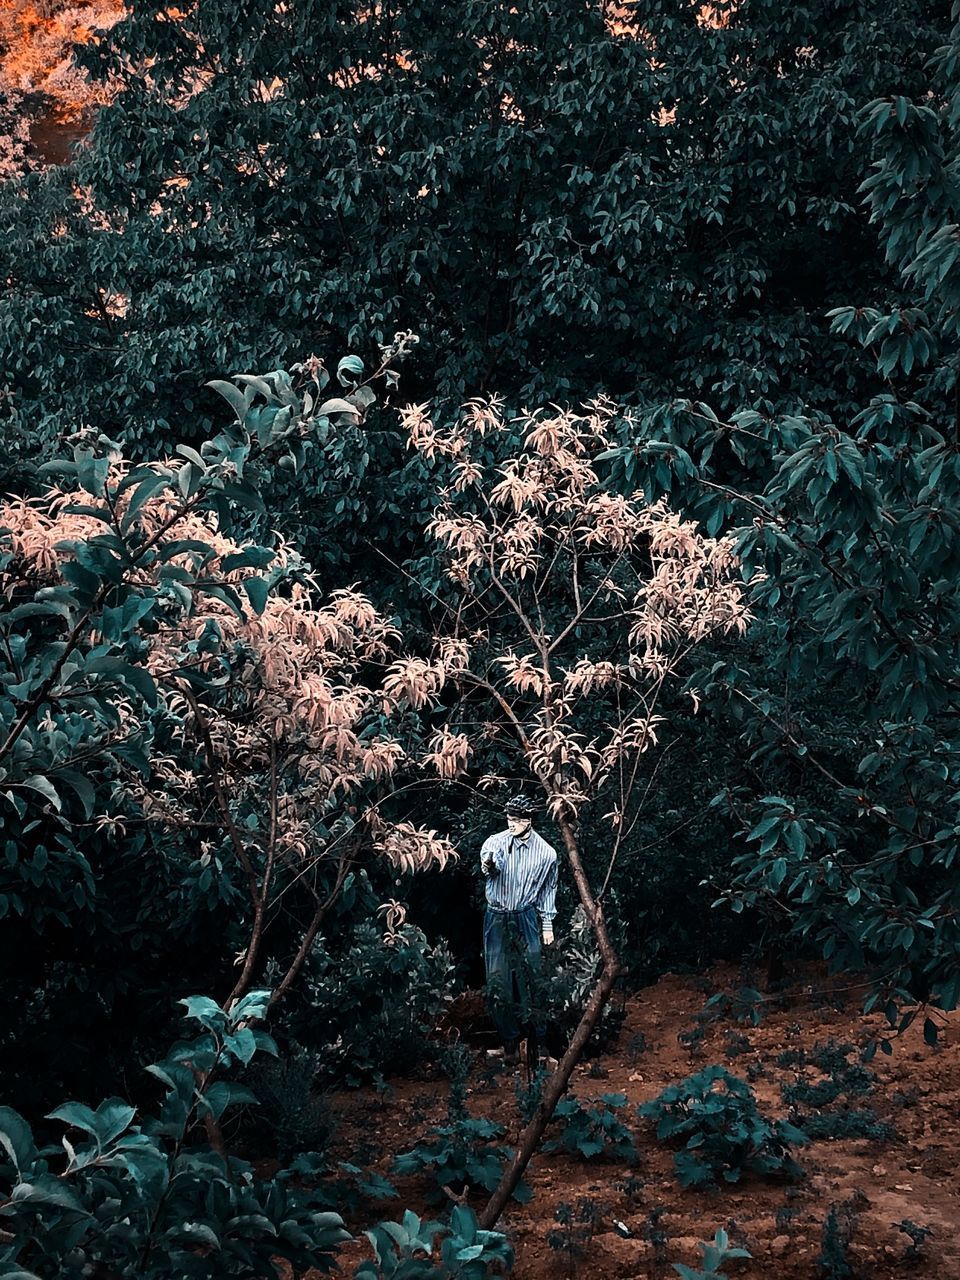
[483,905,545,1044]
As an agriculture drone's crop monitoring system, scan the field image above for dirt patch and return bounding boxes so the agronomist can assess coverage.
[322,965,960,1279]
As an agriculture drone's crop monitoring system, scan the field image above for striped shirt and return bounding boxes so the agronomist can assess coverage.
[480,828,558,924]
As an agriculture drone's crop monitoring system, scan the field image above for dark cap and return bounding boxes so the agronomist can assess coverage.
[504,794,538,817]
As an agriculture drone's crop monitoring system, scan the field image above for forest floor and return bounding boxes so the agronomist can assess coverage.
[321,964,960,1280]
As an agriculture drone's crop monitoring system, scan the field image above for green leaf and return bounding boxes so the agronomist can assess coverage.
[17,776,61,812]
[337,355,365,387]
[0,1107,37,1171]
[179,996,227,1030]
[202,1081,259,1121]
[206,379,252,423]
[243,576,270,616]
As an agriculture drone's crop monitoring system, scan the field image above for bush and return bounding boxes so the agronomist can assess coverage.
[543,1093,637,1162]
[355,1205,513,1279]
[639,1065,807,1189]
[286,920,458,1087]
[239,1042,336,1162]
[0,992,350,1278]
[539,911,625,1054]
[392,1115,529,1205]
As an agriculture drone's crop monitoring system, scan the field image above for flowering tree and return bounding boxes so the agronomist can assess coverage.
[0,351,452,1036]
[400,396,751,1223]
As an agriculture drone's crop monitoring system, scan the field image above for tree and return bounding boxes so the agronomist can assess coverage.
[0,0,949,476]
[395,396,748,1223]
[0,349,455,1106]
[593,5,960,1027]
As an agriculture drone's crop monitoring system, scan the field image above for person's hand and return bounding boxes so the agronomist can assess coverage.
[542,925,555,946]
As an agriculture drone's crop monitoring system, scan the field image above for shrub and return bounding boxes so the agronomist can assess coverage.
[239,1042,335,1162]
[818,1193,867,1280]
[543,1093,637,1162]
[392,1115,528,1204]
[673,1228,752,1280]
[287,920,458,1087]
[539,914,626,1053]
[355,1205,513,1279]
[546,1199,602,1277]
[639,1065,807,1188]
[0,992,350,1278]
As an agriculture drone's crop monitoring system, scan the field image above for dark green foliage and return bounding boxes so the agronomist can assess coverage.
[355,1206,513,1280]
[591,3,960,1015]
[643,1205,671,1264]
[239,1043,335,1162]
[639,1065,807,1189]
[0,992,351,1278]
[896,1219,932,1263]
[4,0,960,1227]
[705,987,767,1027]
[513,1067,547,1127]
[287,921,458,1087]
[539,917,626,1053]
[391,1116,527,1205]
[800,1109,894,1142]
[543,1093,637,1163]
[282,1152,399,1217]
[817,1193,867,1280]
[723,1033,753,1061]
[781,1039,895,1142]
[672,1229,752,1280]
[3,0,946,473]
[781,1039,875,1108]
[546,1199,602,1277]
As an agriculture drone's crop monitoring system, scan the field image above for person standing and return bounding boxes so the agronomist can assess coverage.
[480,794,558,1066]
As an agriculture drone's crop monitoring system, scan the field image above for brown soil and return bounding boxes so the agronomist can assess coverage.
[324,965,960,1279]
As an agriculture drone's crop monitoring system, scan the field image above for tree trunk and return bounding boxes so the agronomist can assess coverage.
[478,817,622,1229]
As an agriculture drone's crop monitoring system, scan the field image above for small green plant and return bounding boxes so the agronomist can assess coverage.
[673,1228,752,1280]
[514,1066,547,1125]
[628,1031,650,1061]
[891,1086,919,1108]
[644,1204,670,1266]
[284,1152,399,1215]
[818,1193,866,1280]
[544,1093,637,1162]
[783,1040,874,1108]
[614,1172,646,1206]
[704,985,766,1027]
[639,1065,807,1188]
[723,1032,752,1060]
[800,1109,894,1141]
[776,1048,807,1069]
[896,1219,932,1263]
[392,1116,523,1202]
[355,1205,513,1279]
[439,1044,476,1120]
[775,1203,801,1234]
[546,1199,601,1277]
[677,1013,711,1059]
[393,1046,530,1203]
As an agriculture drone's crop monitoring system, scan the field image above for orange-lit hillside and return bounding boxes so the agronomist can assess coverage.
[0,0,122,119]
